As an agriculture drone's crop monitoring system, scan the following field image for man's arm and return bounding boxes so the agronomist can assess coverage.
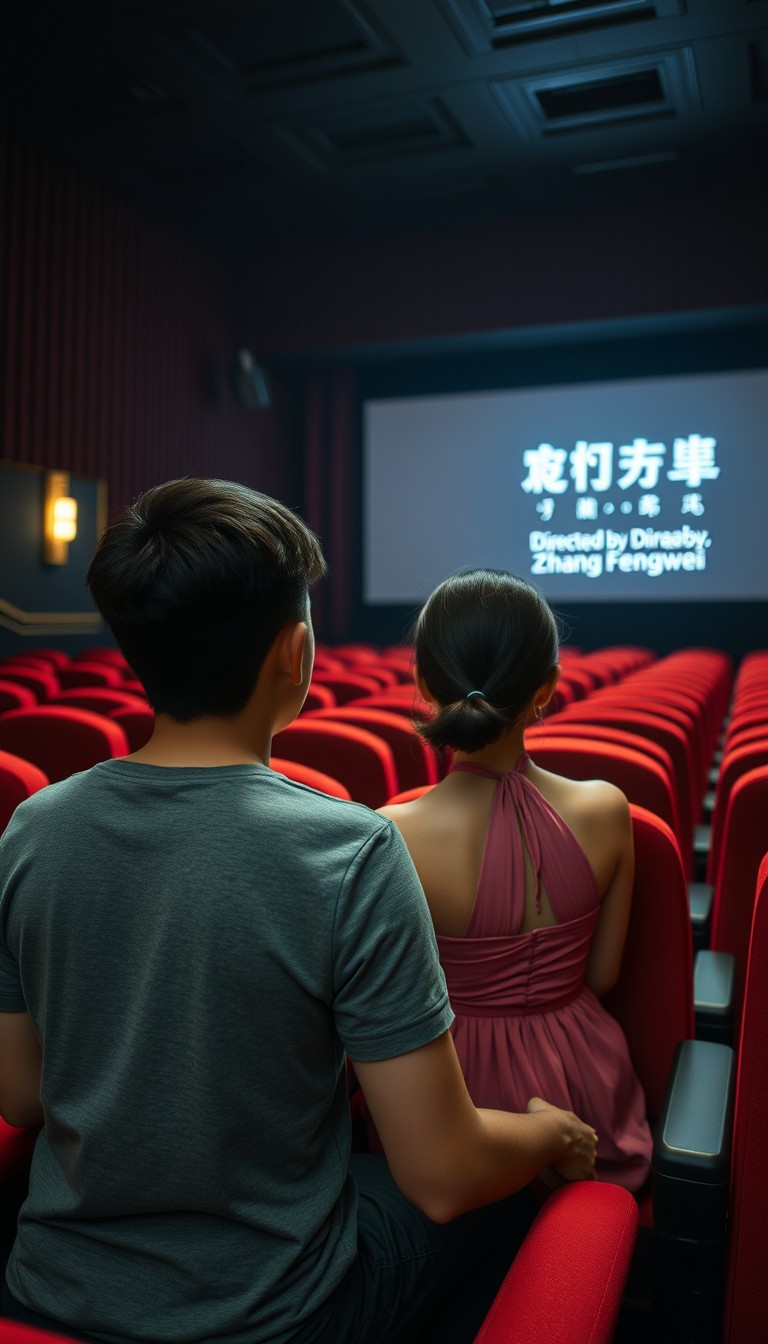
[0,1011,43,1128]
[353,1031,597,1225]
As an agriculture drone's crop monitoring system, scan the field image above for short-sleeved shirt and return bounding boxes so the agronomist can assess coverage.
[0,761,453,1343]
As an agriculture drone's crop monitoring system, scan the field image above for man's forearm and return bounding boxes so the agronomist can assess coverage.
[417,1104,594,1224]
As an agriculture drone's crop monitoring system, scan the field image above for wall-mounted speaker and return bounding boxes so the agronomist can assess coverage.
[230,349,271,409]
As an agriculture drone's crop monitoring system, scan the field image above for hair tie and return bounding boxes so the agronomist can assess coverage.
[465,690,485,700]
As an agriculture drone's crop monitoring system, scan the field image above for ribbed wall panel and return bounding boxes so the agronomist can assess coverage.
[241,190,768,355]
[0,132,291,518]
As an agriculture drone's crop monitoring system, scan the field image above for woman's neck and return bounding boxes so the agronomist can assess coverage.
[451,725,528,774]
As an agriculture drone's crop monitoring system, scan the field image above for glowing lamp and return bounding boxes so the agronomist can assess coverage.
[43,471,78,564]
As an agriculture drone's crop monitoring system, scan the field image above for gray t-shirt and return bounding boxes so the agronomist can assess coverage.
[0,760,452,1343]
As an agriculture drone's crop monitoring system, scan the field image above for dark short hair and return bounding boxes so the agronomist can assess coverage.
[87,478,326,721]
[414,569,560,753]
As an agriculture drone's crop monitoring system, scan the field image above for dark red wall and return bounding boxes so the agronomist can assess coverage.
[0,131,293,519]
[241,188,768,355]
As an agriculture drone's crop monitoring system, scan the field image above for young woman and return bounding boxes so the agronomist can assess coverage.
[379,568,652,1192]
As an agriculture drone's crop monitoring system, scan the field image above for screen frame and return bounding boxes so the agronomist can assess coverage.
[349,308,768,655]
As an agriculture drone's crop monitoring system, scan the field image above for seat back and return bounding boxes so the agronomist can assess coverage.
[306,707,441,790]
[524,735,682,850]
[51,688,147,715]
[710,766,768,1020]
[603,806,695,1120]
[0,680,37,714]
[300,683,337,711]
[269,758,351,800]
[723,853,768,1343]
[310,671,384,704]
[58,662,125,689]
[530,721,690,871]
[707,742,768,883]
[0,666,60,701]
[108,706,155,753]
[553,704,697,825]
[0,707,129,783]
[72,647,131,670]
[272,720,398,808]
[0,749,49,834]
[0,648,70,670]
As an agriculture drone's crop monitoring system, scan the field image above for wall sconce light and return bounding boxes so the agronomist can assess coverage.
[43,470,78,565]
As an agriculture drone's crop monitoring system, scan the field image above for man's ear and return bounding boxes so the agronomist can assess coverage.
[275,621,308,687]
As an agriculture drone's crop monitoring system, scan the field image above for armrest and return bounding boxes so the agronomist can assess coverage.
[474,1183,638,1344]
[687,880,713,953]
[652,1039,735,1245]
[694,949,735,1045]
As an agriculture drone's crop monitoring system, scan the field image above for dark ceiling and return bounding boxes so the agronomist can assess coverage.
[1,0,767,259]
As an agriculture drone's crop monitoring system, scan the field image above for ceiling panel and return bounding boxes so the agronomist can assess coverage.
[0,0,765,253]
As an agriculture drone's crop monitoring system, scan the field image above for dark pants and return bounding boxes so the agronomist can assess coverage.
[3,1157,536,1344]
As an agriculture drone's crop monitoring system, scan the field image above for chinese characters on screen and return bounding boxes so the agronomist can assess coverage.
[521,435,719,580]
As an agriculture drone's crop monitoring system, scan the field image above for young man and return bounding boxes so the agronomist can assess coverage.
[0,479,596,1344]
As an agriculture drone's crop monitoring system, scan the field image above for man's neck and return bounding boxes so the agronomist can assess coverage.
[127,712,271,768]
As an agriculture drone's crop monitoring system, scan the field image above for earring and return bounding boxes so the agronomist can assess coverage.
[534,704,543,722]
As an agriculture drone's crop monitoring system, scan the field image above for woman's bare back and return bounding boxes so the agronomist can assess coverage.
[380,758,633,998]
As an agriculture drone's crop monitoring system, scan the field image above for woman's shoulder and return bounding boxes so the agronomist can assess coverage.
[525,761,630,828]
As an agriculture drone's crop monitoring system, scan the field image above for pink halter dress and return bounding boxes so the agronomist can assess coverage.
[438,756,652,1192]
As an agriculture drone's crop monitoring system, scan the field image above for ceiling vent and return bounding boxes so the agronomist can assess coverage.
[493,49,698,138]
[537,67,665,121]
[439,0,682,52]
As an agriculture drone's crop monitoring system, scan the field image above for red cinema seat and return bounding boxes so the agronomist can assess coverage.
[311,671,386,704]
[553,703,697,828]
[0,750,49,835]
[384,785,432,805]
[0,1324,80,1344]
[0,708,129,783]
[604,807,695,1145]
[346,689,432,720]
[0,681,37,715]
[108,706,155,753]
[531,720,691,874]
[723,853,768,1343]
[272,721,398,809]
[72,647,131,669]
[0,648,70,670]
[300,683,337,712]
[0,666,60,702]
[118,680,147,697]
[306,707,441,791]
[51,688,148,715]
[269,758,351,800]
[474,1182,638,1344]
[57,662,125,689]
[709,766,768,1021]
[524,734,683,857]
[704,742,768,884]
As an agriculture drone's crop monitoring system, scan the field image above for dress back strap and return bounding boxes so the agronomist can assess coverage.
[449,757,543,914]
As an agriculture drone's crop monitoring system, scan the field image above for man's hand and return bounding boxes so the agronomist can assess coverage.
[527,1096,598,1182]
